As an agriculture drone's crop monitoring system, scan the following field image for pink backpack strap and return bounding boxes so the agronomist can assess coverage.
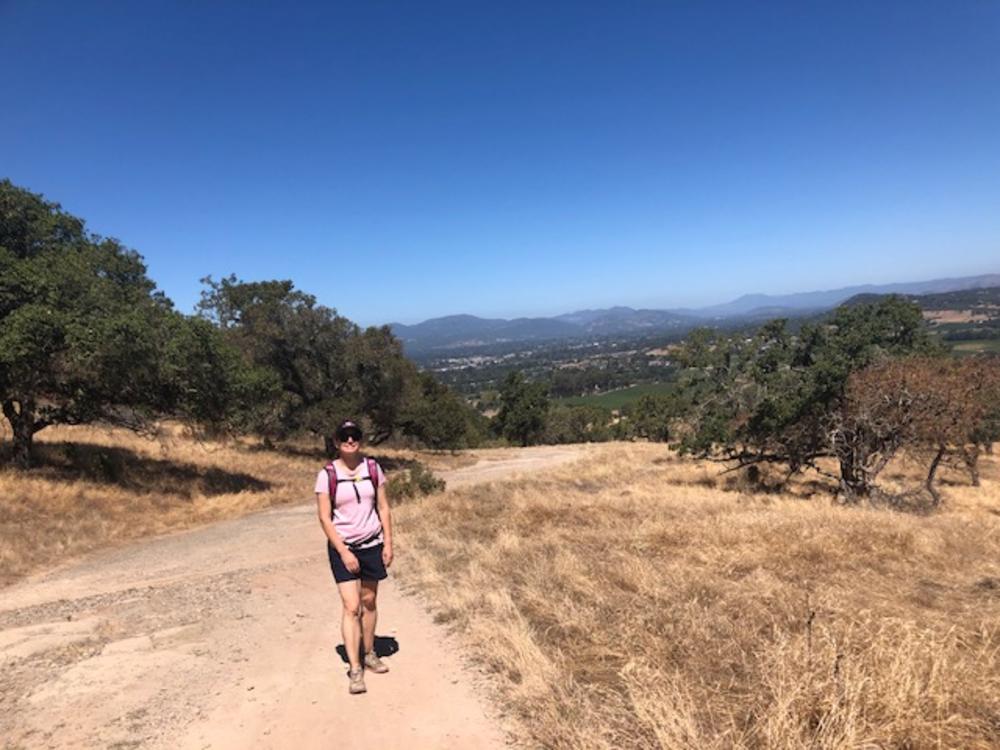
[365,457,380,488]
[325,462,337,498]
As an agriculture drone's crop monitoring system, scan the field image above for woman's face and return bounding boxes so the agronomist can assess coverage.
[336,431,362,456]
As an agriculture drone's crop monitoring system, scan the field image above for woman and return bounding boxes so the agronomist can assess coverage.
[315,419,394,695]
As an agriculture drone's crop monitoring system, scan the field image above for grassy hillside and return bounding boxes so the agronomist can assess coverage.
[394,445,1000,749]
[846,285,1000,311]
[0,425,310,584]
[907,286,1000,310]
[950,339,1000,355]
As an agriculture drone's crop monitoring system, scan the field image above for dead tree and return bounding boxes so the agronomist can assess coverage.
[844,357,1000,507]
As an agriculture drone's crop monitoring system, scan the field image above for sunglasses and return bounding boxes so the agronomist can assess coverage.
[337,432,362,443]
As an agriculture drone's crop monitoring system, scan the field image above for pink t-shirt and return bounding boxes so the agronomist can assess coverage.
[314,458,386,548]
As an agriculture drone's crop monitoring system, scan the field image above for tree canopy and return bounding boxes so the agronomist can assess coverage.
[674,297,945,498]
[1,180,479,467]
[401,372,484,450]
[197,274,481,453]
[0,180,242,467]
[493,371,550,446]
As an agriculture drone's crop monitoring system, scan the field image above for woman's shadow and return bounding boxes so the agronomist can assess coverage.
[335,636,399,664]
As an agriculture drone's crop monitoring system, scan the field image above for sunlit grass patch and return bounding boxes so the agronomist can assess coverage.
[0,424,319,585]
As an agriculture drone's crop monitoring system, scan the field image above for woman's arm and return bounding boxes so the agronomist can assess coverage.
[377,484,393,567]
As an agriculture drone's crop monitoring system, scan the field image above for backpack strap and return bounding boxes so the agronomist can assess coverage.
[325,462,337,501]
[365,457,380,489]
[366,456,382,521]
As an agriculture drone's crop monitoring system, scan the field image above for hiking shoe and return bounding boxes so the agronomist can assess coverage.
[348,667,366,694]
[364,651,389,674]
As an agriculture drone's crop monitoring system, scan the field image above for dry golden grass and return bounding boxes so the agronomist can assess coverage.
[923,309,993,324]
[393,445,1000,749]
[0,423,318,585]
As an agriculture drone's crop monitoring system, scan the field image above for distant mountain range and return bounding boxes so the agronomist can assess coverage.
[687,274,1000,318]
[389,273,1000,353]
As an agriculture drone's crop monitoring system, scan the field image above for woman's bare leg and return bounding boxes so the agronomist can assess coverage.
[337,580,362,671]
[360,579,379,655]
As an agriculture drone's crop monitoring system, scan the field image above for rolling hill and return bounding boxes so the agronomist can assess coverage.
[390,273,1000,353]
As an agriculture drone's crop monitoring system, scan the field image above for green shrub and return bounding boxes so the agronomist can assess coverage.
[387,461,446,502]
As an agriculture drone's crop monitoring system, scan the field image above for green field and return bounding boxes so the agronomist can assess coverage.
[557,382,675,409]
[950,339,1000,356]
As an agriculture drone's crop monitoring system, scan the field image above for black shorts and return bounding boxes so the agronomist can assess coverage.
[327,542,388,583]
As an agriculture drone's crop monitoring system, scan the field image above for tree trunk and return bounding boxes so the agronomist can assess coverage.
[963,446,981,488]
[323,434,337,458]
[925,445,946,507]
[3,399,38,469]
[837,451,869,502]
[368,430,391,446]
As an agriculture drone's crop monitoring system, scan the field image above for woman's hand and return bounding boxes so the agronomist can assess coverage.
[382,544,394,568]
[341,550,360,574]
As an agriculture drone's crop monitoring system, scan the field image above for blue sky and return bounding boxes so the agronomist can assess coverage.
[2,1,998,325]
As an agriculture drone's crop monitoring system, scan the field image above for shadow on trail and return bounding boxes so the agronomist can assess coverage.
[335,635,400,664]
[4,441,271,497]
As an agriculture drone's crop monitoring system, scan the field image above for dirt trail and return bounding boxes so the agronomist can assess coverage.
[0,444,591,749]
